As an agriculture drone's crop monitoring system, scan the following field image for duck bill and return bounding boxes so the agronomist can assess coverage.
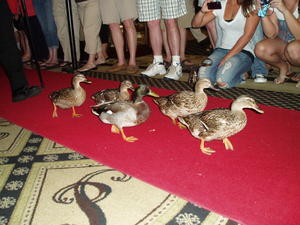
[84,80,92,84]
[149,90,160,97]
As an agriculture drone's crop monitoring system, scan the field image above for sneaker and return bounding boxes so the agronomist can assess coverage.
[254,74,267,83]
[141,62,166,77]
[164,64,182,81]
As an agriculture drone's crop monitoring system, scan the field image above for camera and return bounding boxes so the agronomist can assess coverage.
[260,0,272,6]
[207,1,222,10]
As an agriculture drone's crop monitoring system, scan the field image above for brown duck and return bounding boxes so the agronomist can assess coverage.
[178,95,264,155]
[50,74,92,118]
[153,78,212,127]
[91,80,134,106]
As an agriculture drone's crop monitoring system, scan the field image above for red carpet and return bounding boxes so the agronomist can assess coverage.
[1,69,300,225]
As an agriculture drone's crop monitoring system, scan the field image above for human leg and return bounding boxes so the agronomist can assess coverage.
[216,52,253,88]
[109,23,126,66]
[123,19,137,66]
[284,40,300,67]
[254,38,289,84]
[77,0,102,71]
[0,0,40,102]
[197,48,225,84]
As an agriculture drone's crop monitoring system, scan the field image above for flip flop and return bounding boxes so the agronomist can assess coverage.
[181,59,194,66]
[45,62,60,69]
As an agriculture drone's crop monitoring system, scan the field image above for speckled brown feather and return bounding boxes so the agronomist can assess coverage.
[92,80,133,105]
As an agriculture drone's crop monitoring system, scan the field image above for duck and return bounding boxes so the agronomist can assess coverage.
[49,74,92,118]
[91,80,134,106]
[153,78,212,127]
[91,84,159,142]
[178,95,264,155]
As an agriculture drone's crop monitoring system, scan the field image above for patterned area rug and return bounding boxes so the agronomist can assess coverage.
[0,118,239,225]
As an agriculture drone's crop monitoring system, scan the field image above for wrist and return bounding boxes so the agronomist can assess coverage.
[200,8,207,14]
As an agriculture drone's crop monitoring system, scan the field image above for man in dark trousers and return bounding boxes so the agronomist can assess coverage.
[0,0,41,102]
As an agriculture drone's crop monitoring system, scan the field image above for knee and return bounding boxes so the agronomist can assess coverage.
[123,19,135,31]
[164,19,177,29]
[147,20,160,29]
[254,42,268,58]
[285,42,300,65]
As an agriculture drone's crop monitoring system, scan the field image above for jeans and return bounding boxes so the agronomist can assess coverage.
[33,0,59,48]
[198,48,253,88]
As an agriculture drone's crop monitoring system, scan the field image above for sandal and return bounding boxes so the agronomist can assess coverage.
[274,75,287,84]
[77,63,97,72]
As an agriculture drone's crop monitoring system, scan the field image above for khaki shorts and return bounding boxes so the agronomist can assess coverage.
[100,0,138,24]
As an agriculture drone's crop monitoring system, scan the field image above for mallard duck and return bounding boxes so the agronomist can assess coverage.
[153,78,212,127]
[49,74,92,118]
[91,80,134,106]
[178,95,264,155]
[91,84,159,142]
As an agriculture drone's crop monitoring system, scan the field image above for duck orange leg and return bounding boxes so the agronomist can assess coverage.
[52,103,58,118]
[111,125,120,134]
[200,138,215,155]
[72,107,82,117]
[120,128,138,143]
[223,138,234,150]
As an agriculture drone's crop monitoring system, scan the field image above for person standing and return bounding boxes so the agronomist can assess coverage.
[137,0,187,80]
[76,0,105,72]
[52,0,81,67]
[32,0,60,68]
[100,0,139,74]
[1,0,41,102]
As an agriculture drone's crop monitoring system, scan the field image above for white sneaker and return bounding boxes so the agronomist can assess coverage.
[141,62,166,77]
[254,74,267,83]
[164,64,182,80]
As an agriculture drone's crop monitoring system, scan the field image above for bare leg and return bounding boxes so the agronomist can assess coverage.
[109,23,126,65]
[162,28,171,63]
[255,38,289,84]
[147,20,163,56]
[123,19,137,66]
[179,27,186,60]
[285,40,300,67]
[164,19,180,57]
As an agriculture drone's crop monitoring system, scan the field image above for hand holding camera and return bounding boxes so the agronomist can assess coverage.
[207,1,222,10]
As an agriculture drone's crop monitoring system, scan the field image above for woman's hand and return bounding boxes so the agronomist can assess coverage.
[270,0,288,13]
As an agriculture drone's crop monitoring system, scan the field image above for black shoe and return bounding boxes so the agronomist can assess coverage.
[12,86,41,102]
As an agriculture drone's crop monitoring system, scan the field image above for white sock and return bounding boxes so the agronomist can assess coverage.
[153,55,163,64]
[172,56,180,66]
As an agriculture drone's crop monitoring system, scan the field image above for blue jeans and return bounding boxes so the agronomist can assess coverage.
[33,0,59,48]
[199,48,253,88]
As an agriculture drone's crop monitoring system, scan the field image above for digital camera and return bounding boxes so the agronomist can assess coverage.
[207,1,222,10]
[260,0,272,6]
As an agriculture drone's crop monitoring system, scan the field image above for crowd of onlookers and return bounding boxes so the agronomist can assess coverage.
[5,0,300,91]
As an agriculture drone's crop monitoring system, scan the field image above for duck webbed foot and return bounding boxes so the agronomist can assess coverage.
[200,138,215,155]
[223,138,234,150]
[72,107,82,118]
[177,122,186,129]
[120,128,138,143]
